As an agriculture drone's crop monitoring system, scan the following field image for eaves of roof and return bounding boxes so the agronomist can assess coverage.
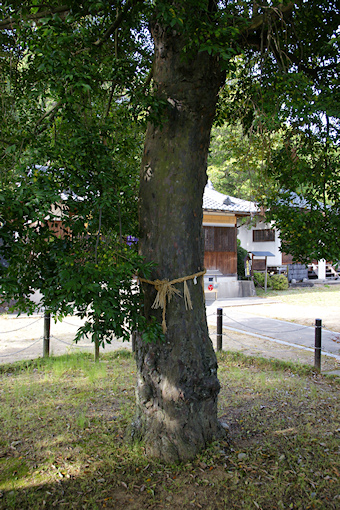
[203,186,258,215]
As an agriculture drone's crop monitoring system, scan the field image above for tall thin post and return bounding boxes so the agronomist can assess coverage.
[314,318,322,371]
[217,308,223,351]
[43,312,51,358]
[94,336,100,362]
[131,331,136,353]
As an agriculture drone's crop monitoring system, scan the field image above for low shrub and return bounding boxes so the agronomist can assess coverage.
[253,271,266,288]
[237,240,249,280]
[253,271,288,290]
[270,273,289,290]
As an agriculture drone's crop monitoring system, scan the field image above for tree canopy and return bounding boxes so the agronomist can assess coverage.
[0,0,157,344]
[208,122,279,202]
[208,1,340,263]
[1,1,339,313]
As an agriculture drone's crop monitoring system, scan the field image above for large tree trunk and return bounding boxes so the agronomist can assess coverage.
[134,20,225,462]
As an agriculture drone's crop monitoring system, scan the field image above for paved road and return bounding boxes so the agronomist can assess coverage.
[206,298,340,360]
[0,297,339,365]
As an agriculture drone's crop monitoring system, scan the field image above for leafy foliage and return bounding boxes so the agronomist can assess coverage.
[0,0,156,345]
[210,1,340,263]
[209,121,340,263]
[0,0,339,344]
[236,239,248,280]
[253,271,288,290]
[253,271,266,288]
[264,130,340,263]
[208,122,278,202]
[270,273,289,291]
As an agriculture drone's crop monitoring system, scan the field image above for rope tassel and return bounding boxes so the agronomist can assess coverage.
[139,269,206,333]
[183,280,192,311]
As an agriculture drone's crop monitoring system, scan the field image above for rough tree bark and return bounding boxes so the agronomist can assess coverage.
[134,19,225,462]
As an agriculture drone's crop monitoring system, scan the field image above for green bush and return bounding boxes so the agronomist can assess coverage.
[253,272,289,290]
[237,240,249,280]
[253,271,266,288]
[270,273,289,290]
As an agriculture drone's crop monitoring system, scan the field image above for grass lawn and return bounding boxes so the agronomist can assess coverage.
[0,351,339,509]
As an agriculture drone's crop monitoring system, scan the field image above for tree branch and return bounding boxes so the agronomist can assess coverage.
[285,55,338,80]
[240,1,297,51]
[143,66,154,89]
[94,0,144,47]
[0,5,71,29]
[34,100,63,132]
[245,2,296,35]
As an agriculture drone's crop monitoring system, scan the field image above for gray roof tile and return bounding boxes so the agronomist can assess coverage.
[203,186,258,214]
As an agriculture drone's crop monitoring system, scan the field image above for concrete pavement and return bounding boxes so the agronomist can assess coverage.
[206,297,340,361]
[0,314,131,364]
[0,297,339,369]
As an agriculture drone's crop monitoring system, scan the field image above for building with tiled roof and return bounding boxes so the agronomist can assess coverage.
[202,183,335,293]
[202,182,257,298]
[203,182,258,216]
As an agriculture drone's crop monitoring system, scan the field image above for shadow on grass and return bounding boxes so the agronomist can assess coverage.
[0,351,339,510]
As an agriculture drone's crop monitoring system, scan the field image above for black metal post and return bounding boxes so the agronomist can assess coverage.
[217,308,223,351]
[314,318,322,371]
[131,331,136,353]
[43,312,51,358]
[94,335,100,362]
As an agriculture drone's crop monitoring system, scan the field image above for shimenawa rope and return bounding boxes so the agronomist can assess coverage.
[139,269,206,333]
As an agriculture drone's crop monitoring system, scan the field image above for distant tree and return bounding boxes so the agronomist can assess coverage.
[264,127,340,263]
[208,122,278,201]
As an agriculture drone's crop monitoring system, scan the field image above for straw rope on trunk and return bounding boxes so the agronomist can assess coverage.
[139,269,206,333]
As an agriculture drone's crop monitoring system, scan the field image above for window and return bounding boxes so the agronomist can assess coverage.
[253,229,275,242]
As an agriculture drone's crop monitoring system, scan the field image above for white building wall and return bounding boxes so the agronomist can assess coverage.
[237,219,283,267]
